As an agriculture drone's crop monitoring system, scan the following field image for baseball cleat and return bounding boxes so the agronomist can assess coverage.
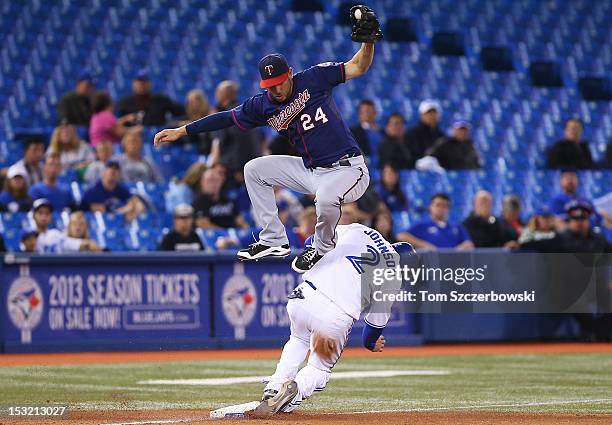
[252,380,298,416]
[291,247,323,273]
[261,388,278,401]
[237,243,290,261]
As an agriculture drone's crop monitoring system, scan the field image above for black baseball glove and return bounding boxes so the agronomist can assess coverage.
[350,5,383,43]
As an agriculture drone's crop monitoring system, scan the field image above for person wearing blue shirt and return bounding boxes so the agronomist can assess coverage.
[80,160,145,222]
[398,193,474,250]
[28,153,75,211]
[549,170,601,231]
[377,164,408,212]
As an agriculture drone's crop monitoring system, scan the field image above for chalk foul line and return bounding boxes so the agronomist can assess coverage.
[138,369,450,386]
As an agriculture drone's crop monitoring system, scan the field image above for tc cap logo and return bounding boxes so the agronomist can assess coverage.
[265,65,274,76]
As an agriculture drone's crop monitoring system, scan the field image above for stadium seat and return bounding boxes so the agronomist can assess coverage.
[529,61,563,87]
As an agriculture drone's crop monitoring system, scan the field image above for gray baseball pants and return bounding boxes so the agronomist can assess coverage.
[243,155,369,254]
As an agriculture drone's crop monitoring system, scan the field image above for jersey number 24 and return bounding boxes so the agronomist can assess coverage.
[300,107,328,131]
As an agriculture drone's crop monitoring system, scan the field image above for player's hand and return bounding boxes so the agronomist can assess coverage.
[372,335,385,352]
[153,127,186,148]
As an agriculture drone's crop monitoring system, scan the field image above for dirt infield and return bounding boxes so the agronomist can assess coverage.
[2,342,611,366]
[2,410,611,425]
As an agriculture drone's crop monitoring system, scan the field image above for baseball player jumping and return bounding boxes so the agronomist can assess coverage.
[250,223,416,415]
[154,6,383,273]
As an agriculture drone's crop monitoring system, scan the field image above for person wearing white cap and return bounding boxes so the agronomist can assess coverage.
[425,119,481,170]
[405,99,445,160]
[0,166,33,212]
[158,203,205,251]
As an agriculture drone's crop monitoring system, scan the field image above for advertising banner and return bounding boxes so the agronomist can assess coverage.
[2,260,210,352]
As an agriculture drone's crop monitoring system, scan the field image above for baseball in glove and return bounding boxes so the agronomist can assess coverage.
[350,5,383,43]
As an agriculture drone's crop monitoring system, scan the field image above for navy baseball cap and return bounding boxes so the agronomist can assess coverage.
[77,72,95,85]
[135,68,150,81]
[535,205,553,217]
[258,54,290,88]
[565,199,593,219]
[106,160,121,169]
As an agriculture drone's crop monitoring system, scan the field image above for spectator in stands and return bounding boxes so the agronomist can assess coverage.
[117,127,163,184]
[117,69,184,126]
[378,113,414,169]
[292,206,317,247]
[165,162,207,213]
[66,211,101,252]
[28,153,75,211]
[57,72,96,125]
[47,122,95,171]
[373,211,397,244]
[546,118,595,170]
[377,164,408,212]
[405,99,445,160]
[354,183,388,226]
[0,234,5,252]
[89,91,136,147]
[463,190,518,248]
[84,140,114,186]
[20,231,38,252]
[80,161,145,222]
[339,203,359,225]
[192,168,248,229]
[175,89,213,153]
[398,193,473,250]
[549,170,601,231]
[208,80,262,171]
[0,167,33,212]
[521,201,610,253]
[350,99,382,156]
[9,137,45,186]
[158,203,205,251]
[498,195,524,241]
[518,206,556,244]
[31,199,98,253]
[426,119,481,169]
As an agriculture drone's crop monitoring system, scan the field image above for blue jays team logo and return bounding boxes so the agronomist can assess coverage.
[222,264,257,340]
[346,245,381,274]
[7,276,44,343]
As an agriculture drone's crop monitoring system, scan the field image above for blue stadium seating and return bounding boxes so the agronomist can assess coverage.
[0,0,610,251]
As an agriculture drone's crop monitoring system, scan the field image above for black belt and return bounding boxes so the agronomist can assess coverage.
[310,152,361,169]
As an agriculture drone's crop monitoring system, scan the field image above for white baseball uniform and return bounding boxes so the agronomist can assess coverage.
[263,223,401,411]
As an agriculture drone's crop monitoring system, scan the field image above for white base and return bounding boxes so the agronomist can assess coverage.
[209,401,260,419]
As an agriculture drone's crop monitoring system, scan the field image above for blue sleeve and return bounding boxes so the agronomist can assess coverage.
[549,196,566,216]
[362,320,384,351]
[408,222,424,238]
[458,224,471,243]
[117,184,131,201]
[307,62,346,91]
[230,96,266,131]
[185,110,235,135]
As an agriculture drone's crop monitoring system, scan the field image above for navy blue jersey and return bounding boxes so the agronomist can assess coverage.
[231,62,361,168]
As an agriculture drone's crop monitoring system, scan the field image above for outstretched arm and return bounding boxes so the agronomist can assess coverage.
[153,110,235,147]
[344,43,375,81]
